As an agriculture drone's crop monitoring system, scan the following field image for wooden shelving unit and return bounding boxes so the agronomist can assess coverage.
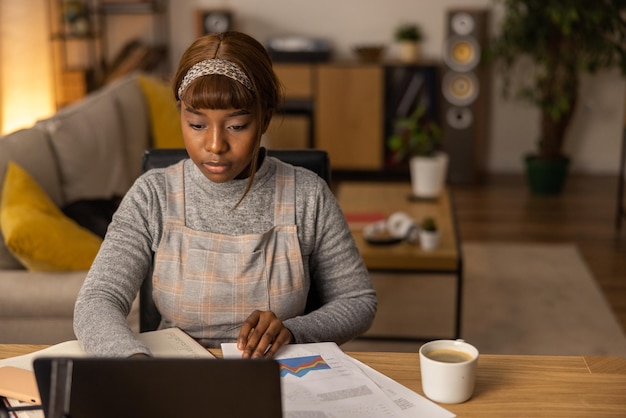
[47,0,169,108]
[272,62,440,172]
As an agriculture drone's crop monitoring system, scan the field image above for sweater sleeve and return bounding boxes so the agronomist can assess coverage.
[283,176,377,344]
[73,173,165,357]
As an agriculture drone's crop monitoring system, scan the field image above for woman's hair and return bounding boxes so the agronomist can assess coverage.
[173,31,283,200]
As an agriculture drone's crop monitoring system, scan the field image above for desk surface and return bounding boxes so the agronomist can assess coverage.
[2,345,624,417]
[337,182,459,271]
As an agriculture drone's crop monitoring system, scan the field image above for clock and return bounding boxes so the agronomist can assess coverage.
[197,10,233,36]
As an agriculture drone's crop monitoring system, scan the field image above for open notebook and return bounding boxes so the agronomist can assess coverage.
[33,357,282,418]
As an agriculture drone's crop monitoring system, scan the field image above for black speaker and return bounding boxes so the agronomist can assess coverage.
[440,9,491,183]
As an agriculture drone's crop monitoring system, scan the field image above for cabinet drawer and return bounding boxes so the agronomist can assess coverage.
[315,65,384,170]
[274,64,314,99]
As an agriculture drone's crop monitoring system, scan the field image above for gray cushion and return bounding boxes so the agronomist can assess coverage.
[44,84,131,202]
[109,74,151,182]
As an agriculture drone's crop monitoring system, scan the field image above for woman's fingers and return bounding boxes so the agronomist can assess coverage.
[238,310,293,358]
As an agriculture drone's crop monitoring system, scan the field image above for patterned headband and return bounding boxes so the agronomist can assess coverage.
[177,59,254,98]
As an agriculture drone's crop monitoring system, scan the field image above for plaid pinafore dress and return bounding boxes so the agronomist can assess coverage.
[151,161,307,347]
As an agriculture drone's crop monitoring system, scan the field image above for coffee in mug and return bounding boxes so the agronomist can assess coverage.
[424,348,473,363]
[419,339,479,404]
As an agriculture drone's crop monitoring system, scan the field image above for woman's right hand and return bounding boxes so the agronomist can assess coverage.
[237,310,294,359]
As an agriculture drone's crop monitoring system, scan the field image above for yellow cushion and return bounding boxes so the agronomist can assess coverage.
[136,74,185,148]
[0,162,103,271]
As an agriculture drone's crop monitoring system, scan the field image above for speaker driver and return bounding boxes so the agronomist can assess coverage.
[442,71,479,106]
[450,12,475,35]
[446,107,474,130]
[444,36,480,72]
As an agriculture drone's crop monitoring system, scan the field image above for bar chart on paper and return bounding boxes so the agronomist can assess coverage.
[278,355,331,378]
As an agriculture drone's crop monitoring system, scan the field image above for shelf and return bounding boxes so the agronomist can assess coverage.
[48,0,169,108]
[101,1,164,14]
[50,32,101,40]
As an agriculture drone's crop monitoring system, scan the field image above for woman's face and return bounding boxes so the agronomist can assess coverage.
[181,101,260,183]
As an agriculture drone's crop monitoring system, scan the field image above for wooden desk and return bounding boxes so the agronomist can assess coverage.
[348,352,626,418]
[2,345,624,417]
[337,182,463,339]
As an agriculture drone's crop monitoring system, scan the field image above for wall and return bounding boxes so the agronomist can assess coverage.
[168,0,625,175]
[0,0,55,134]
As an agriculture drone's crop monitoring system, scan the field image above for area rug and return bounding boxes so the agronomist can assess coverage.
[342,242,626,356]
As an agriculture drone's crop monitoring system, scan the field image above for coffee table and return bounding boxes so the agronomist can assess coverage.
[337,181,463,340]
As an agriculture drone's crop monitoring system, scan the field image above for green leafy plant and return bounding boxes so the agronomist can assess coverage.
[420,216,437,232]
[489,0,626,160]
[394,23,423,42]
[387,105,443,163]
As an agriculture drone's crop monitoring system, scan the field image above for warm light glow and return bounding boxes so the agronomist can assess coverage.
[0,1,55,135]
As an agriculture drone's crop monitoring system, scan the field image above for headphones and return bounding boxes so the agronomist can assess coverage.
[363,212,418,245]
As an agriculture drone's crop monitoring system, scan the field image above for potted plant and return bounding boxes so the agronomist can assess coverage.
[394,23,423,62]
[489,0,626,195]
[387,105,448,198]
[419,216,439,251]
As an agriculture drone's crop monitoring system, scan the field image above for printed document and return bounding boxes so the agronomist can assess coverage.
[222,342,455,418]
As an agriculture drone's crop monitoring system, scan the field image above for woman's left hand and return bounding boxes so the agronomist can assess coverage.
[237,310,293,358]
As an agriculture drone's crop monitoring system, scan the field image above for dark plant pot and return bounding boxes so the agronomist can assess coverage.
[524,154,570,196]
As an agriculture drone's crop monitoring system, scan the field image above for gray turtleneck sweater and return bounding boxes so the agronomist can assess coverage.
[74,153,377,356]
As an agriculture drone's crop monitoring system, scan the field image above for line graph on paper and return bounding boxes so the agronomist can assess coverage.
[278,355,331,378]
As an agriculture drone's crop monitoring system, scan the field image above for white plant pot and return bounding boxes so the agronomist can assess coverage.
[419,230,440,251]
[409,152,449,198]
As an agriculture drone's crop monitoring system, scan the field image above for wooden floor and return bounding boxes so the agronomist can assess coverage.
[449,174,626,335]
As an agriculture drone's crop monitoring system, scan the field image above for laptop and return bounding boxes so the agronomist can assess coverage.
[33,357,282,418]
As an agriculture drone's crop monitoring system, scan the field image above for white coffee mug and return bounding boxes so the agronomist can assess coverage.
[419,339,479,404]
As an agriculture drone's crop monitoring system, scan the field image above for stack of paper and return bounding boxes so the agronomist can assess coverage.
[222,342,455,418]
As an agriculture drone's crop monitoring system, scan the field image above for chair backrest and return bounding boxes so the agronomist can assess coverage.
[141,148,331,184]
[139,148,329,332]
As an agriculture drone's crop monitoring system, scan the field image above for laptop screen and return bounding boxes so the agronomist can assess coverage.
[33,357,282,418]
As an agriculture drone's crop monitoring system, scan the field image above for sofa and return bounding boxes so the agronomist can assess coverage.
[0,73,183,343]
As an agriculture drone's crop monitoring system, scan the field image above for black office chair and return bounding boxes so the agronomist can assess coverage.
[139,148,331,332]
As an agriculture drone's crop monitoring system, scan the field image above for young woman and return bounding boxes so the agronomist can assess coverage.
[74,31,376,359]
